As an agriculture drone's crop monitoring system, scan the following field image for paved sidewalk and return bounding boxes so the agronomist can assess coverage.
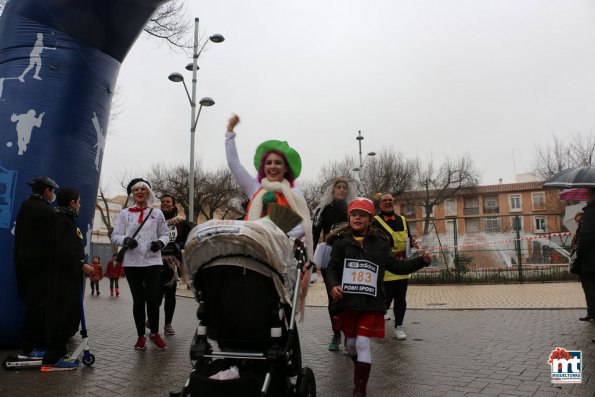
[179,278,587,310]
[1,281,593,397]
[305,278,587,309]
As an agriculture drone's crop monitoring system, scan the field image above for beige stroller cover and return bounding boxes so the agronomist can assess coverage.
[184,218,301,306]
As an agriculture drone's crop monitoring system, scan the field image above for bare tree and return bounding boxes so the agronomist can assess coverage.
[144,0,192,50]
[318,155,358,184]
[316,149,417,198]
[200,168,246,220]
[533,132,595,179]
[402,154,480,235]
[0,0,192,50]
[96,186,119,254]
[298,180,321,214]
[147,163,244,223]
[360,148,416,197]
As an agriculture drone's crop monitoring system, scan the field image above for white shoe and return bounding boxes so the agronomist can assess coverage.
[394,326,406,340]
[384,313,391,320]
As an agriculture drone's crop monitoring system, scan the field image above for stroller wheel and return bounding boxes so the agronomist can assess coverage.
[295,367,316,397]
[82,353,95,366]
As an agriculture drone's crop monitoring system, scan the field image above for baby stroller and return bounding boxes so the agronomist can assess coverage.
[172,217,316,397]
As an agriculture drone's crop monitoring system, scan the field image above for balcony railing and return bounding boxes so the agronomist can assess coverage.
[483,207,500,214]
[463,207,479,215]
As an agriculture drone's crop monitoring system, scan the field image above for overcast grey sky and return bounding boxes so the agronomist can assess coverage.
[101,0,595,196]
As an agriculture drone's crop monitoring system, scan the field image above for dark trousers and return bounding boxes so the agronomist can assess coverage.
[109,278,120,289]
[20,274,47,352]
[159,281,177,325]
[385,278,409,326]
[580,273,595,317]
[90,280,99,293]
[321,268,340,335]
[42,321,73,364]
[125,266,162,335]
[43,278,82,365]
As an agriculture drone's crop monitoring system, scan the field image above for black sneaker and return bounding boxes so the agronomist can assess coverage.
[328,334,341,351]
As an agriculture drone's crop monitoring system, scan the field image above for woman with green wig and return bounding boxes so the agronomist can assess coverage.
[225,114,313,259]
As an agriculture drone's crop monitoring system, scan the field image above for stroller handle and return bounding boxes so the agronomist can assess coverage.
[293,239,308,269]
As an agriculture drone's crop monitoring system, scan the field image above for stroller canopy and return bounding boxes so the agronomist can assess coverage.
[184,218,298,304]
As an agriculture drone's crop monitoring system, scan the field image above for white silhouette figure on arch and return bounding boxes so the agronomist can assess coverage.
[92,112,106,172]
[10,109,45,155]
[18,33,57,82]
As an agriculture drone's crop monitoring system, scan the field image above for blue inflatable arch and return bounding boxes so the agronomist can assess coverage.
[0,0,167,347]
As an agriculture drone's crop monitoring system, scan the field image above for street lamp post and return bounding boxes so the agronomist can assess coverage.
[168,17,224,224]
[353,130,376,193]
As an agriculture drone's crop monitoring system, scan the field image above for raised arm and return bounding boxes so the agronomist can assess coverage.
[225,114,259,197]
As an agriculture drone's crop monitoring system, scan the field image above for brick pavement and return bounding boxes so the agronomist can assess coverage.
[1,280,593,397]
[304,279,587,310]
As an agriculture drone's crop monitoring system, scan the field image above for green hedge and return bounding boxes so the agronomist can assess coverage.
[410,265,578,285]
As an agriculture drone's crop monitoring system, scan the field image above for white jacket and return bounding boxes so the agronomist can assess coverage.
[111,207,170,267]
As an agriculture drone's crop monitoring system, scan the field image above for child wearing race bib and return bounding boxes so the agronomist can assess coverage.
[326,197,431,397]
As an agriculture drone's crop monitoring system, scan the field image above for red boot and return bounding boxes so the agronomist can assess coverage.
[110,288,114,296]
[353,362,371,397]
[116,288,119,297]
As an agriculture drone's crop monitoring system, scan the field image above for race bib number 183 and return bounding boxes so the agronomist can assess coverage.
[341,259,379,297]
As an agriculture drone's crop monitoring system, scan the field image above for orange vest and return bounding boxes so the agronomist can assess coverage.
[244,188,290,220]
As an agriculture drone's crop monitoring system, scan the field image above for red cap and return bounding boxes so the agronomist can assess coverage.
[347,197,375,216]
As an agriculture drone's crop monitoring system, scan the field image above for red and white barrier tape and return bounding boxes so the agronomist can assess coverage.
[418,232,572,251]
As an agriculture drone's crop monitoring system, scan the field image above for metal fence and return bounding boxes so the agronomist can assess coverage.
[406,213,578,284]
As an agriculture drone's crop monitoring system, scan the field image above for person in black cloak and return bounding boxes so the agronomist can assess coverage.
[14,176,58,360]
[41,188,93,371]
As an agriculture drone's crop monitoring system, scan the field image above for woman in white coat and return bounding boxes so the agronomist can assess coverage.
[112,178,170,350]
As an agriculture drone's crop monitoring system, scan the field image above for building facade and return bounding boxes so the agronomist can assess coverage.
[393,181,569,267]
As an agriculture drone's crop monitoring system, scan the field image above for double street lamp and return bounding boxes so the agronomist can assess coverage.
[353,130,376,193]
[168,17,224,223]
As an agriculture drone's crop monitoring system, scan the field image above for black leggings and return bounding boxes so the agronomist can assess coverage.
[384,278,409,326]
[20,274,47,352]
[124,266,162,335]
[321,268,340,334]
[90,280,99,293]
[580,273,595,317]
[109,278,120,289]
[159,281,177,325]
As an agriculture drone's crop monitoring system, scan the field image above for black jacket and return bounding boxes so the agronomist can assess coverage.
[46,210,85,340]
[161,212,191,281]
[312,199,348,251]
[14,195,54,293]
[325,226,427,313]
[578,201,595,273]
[161,213,191,259]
